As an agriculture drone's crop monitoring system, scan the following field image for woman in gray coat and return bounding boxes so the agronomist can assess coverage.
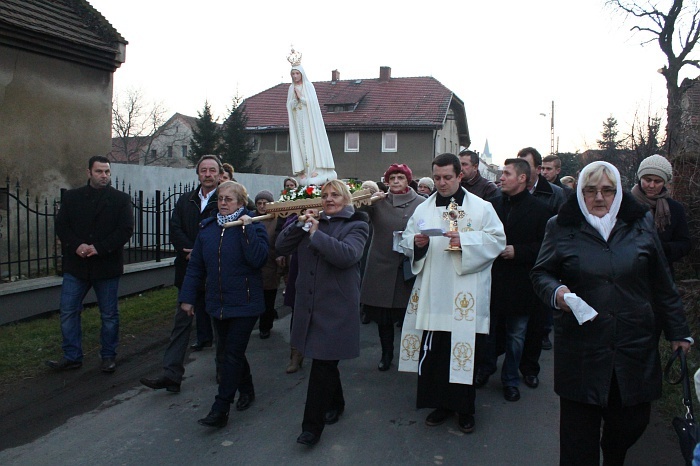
[276,180,369,447]
[530,161,691,466]
[360,163,424,371]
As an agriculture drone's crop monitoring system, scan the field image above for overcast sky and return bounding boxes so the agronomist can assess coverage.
[88,0,698,167]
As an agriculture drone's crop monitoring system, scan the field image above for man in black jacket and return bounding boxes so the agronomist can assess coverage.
[478,159,550,402]
[516,147,566,383]
[140,155,224,394]
[47,156,133,373]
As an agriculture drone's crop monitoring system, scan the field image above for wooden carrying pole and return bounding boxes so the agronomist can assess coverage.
[222,189,379,228]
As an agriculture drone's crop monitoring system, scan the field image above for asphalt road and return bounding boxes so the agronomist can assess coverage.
[0,307,684,465]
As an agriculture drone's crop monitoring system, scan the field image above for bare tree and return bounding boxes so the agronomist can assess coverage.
[608,0,700,157]
[111,88,168,165]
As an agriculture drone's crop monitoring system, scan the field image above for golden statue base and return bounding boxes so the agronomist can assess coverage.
[445,245,462,252]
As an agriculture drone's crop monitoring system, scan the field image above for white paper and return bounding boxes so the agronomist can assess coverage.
[563,293,598,325]
[392,231,404,253]
[420,228,446,237]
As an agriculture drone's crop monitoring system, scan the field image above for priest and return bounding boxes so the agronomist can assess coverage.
[399,152,505,434]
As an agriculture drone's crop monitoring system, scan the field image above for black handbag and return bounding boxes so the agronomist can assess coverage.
[664,347,699,466]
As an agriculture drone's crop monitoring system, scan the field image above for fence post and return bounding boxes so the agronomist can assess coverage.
[155,190,161,262]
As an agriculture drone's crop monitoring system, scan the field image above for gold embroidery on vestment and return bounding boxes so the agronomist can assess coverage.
[401,334,421,361]
[452,342,473,372]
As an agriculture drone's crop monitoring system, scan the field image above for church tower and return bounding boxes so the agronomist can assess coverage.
[482,139,492,165]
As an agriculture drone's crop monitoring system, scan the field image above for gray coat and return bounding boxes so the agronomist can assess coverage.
[360,189,424,308]
[276,206,369,360]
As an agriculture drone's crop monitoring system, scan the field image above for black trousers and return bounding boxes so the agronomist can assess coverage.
[559,376,651,466]
[302,359,344,436]
[211,315,257,414]
[259,289,277,333]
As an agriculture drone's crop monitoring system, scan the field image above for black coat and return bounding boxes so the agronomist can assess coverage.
[170,187,218,288]
[56,184,133,280]
[533,174,566,216]
[489,190,551,316]
[658,196,691,268]
[530,193,690,406]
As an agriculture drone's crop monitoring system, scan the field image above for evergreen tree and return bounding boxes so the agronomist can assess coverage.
[188,100,220,164]
[597,116,623,155]
[219,96,259,173]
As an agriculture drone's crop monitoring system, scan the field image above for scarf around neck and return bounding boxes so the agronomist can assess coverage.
[217,207,245,226]
[631,184,671,232]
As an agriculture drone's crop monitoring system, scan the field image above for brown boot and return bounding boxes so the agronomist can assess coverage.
[286,347,304,373]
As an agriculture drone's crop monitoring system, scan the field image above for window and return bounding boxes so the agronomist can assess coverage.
[181,146,187,158]
[250,136,260,152]
[167,146,173,158]
[150,149,156,159]
[382,132,397,152]
[276,133,289,152]
[345,132,359,152]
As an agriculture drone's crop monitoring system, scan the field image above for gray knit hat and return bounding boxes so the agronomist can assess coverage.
[637,154,673,184]
[418,177,435,190]
[255,190,274,203]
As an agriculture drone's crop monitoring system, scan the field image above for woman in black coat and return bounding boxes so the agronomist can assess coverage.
[631,154,691,277]
[530,161,692,466]
[276,180,369,447]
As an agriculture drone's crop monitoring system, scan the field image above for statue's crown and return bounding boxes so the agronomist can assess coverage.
[287,48,302,66]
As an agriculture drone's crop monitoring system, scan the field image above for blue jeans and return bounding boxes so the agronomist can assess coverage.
[501,314,529,387]
[59,273,120,361]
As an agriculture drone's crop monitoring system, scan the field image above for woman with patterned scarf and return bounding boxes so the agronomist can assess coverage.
[631,154,691,277]
[179,181,269,428]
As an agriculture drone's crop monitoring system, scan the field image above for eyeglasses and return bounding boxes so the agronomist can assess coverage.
[582,187,617,199]
[218,196,237,204]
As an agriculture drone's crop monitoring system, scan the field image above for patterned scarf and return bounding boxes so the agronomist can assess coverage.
[217,207,245,226]
[631,184,671,232]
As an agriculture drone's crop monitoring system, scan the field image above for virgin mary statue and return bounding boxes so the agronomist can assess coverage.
[286,49,337,185]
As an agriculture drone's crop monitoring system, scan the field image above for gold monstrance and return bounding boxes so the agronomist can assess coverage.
[442,198,464,252]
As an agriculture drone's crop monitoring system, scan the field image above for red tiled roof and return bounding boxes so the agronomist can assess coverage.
[243,75,457,131]
[0,0,126,70]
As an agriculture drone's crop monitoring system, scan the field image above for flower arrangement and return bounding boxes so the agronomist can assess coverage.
[278,179,364,202]
[278,184,322,202]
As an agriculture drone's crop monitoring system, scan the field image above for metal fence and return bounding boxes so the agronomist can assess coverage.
[0,177,196,282]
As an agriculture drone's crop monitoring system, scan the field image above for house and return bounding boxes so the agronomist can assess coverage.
[242,66,469,181]
[0,0,126,190]
[109,112,199,168]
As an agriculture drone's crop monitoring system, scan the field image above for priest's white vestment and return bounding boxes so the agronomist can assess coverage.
[398,188,505,384]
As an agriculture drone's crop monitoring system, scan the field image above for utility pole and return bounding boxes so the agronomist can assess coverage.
[549,100,555,156]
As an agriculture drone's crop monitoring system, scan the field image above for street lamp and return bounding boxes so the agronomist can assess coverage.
[539,101,555,155]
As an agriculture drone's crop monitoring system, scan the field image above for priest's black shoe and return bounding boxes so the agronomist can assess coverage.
[296,431,319,446]
[457,413,475,433]
[198,410,228,428]
[190,341,212,351]
[425,408,452,426]
[523,375,539,389]
[473,371,490,388]
[503,386,520,402]
[377,352,393,371]
[140,376,181,393]
[236,392,255,411]
[45,358,82,371]
[324,407,344,425]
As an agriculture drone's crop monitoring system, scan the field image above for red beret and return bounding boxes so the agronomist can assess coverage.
[384,163,413,184]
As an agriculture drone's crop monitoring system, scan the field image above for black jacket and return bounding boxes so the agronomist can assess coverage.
[170,186,218,288]
[530,193,690,406]
[56,184,133,280]
[532,174,566,216]
[489,190,551,316]
[658,195,691,269]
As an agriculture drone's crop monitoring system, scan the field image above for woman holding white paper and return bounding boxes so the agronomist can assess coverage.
[530,161,691,466]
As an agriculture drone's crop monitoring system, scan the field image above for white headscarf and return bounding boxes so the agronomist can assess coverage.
[576,161,623,241]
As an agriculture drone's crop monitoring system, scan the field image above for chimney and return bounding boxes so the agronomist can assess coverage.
[331,69,340,82]
[379,66,391,82]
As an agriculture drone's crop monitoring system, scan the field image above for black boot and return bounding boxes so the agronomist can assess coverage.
[377,323,394,371]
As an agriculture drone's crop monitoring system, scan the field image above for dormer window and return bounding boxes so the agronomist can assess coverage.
[326,103,358,113]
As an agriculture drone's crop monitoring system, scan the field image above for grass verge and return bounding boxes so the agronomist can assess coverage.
[0,286,177,385]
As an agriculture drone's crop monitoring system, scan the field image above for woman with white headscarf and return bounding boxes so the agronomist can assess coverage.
[530,161,692,466]
[286,62,337,185]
